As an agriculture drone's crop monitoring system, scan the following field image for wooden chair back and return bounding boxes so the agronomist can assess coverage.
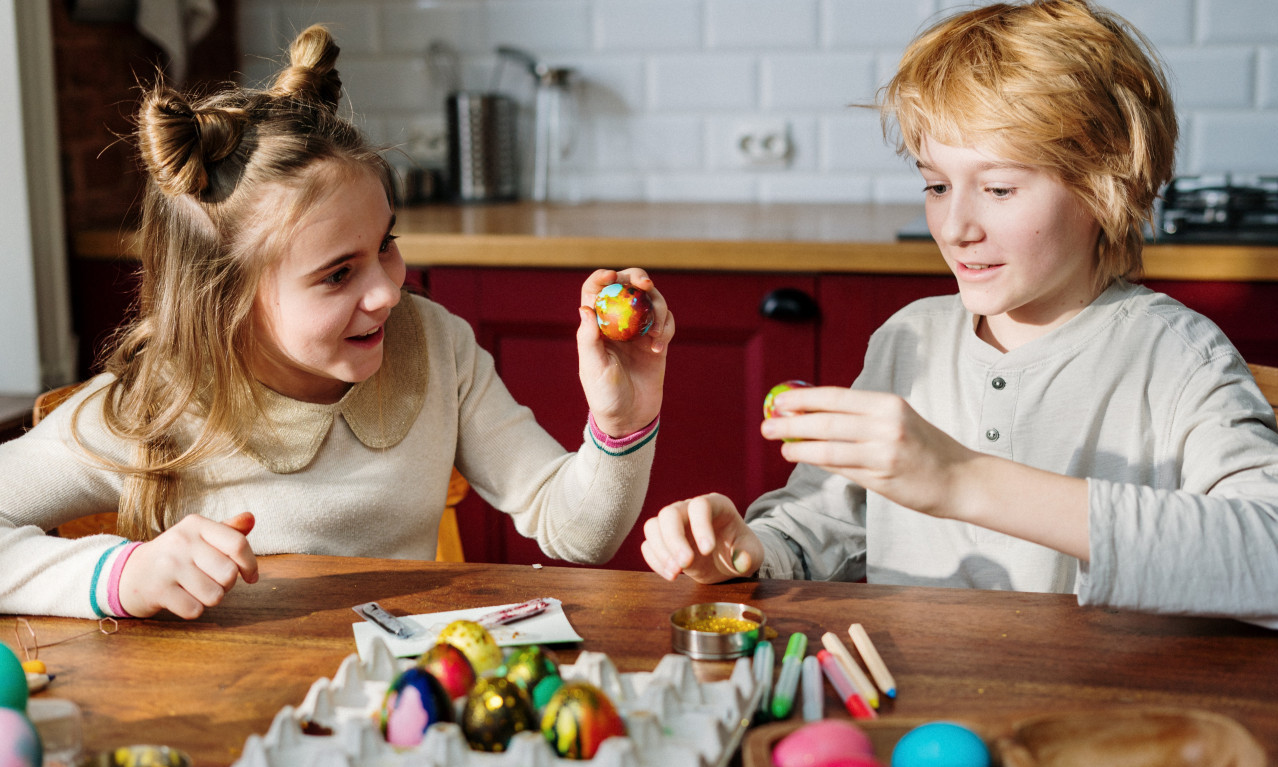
[35,382,468,561]
[1248,364,1278,413]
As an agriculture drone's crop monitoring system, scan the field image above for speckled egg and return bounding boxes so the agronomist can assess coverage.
[461,677,537,752]
[540,681,627,760]
[378,667,454,747]
[594,283,655,341]
[0,708,42,767]
[0,643,27,712]
[773,720,879,767]
[417,642,476,700]
[437,619,504,675]
[498,646,561,708]
[763,380,813,420]
[891,722,990,767]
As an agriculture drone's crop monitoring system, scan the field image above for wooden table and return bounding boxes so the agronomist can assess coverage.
[7,555,1278,766]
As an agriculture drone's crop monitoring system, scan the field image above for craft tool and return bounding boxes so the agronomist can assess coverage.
[817,649,876,720]
[820,631,879,709]
[848,623,897,698]
[475,597,553,628]
[770,632,808,719]
[753,639,775,716]
[801,654,823,722]
[353,601,416,638]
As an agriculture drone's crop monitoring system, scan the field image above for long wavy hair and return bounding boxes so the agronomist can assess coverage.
[81,25,391,539]
[879,0,1178,291]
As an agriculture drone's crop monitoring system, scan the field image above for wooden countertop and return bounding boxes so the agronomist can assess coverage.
[74,202,1278,281]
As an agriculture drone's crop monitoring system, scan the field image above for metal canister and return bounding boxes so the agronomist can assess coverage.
[446,91,518,203]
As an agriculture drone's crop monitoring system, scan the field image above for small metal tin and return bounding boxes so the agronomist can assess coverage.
[76,745,192,767]
[670,602,766,660]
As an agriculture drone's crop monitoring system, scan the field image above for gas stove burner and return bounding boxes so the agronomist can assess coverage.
[1158,174,1278,243]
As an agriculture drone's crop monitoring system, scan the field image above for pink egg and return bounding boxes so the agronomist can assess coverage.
[0,708,42,767]
[772,720,879,767]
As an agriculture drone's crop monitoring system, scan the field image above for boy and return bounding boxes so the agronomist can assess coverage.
[640,0,1278,627]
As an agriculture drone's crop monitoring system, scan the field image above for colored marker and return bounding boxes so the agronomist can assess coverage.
[848,623,897,698]
[770,632,808,719]
[753,639,775,716]
[820,631,879,709]
[801,654,823,722]
[817,649,877,720]
[475,597,553,628]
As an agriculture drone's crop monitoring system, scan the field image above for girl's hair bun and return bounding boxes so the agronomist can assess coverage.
[136,89,248,197]
[270,24,343,109]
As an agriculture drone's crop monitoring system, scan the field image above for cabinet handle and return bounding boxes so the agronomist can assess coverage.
[759,287,820,322]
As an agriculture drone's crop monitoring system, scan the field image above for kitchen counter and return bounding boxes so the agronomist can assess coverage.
[74,202,1278,280]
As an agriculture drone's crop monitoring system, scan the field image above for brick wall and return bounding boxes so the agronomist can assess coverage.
[52,0,241,232]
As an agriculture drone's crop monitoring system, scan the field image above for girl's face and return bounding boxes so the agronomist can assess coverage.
[249,167,406,404]
[918,135,1102,351]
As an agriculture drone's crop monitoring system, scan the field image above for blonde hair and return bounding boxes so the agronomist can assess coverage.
[86,25,391,539]
[879,0,1178,289]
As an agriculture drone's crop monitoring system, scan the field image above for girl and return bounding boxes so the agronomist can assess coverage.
[640,0,1278,628]
[0,25,673,621]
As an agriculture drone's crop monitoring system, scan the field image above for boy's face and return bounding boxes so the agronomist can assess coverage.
[917,135,1102,350]
[249,167,406,404]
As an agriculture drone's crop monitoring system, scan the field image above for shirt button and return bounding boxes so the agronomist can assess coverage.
[985,428,1000,442]
[991,377,1006,390]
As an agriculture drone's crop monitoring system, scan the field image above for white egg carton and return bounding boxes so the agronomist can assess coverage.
[232,635,762,767]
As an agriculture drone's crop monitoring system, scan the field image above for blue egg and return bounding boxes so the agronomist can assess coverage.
[891,722,990,767]
[378,667,454,747]
[0,708,42,767]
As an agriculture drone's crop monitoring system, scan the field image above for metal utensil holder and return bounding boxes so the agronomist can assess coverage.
[446,91,518,203]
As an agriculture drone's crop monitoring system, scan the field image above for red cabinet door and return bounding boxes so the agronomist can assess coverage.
[426,267,819,570]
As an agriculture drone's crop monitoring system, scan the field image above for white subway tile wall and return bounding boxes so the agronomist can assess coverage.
[240,0,1278,203]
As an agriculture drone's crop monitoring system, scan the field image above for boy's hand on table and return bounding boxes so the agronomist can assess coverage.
[118,512,259,619]
[578,267,675,438]
[641,493,763,583]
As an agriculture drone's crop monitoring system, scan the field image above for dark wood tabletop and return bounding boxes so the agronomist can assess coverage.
[7,555,1277,766]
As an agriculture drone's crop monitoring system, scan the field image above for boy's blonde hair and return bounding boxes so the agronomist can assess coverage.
[85,25,391,539]
[879,0,1178,289]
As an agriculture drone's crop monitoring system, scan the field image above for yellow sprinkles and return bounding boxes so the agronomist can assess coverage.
[682,616,759,634]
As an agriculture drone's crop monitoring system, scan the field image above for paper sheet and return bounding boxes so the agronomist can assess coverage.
[352,598,582,660]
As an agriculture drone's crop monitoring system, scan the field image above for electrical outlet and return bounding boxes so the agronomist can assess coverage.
[731,120,792,168]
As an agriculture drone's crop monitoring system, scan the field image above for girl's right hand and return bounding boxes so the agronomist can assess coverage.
[118,512,258,619]
[640,493,763,583]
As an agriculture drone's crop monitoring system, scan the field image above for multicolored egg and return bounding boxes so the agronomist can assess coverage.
[417,642,476,700]
[437,619,504,675]
[540,681,627,760]
[891,722,990,767]
[498,646,561,708]
[763,380,813,420]
[594,283,655,341]
[0,708,41,767]
[378,667,453,747]
[0,643,27,712]
[461,677,537,752]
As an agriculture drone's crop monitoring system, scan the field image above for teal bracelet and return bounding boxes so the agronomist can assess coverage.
[89,539,131,618]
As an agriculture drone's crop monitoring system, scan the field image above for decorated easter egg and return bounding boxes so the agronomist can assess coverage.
[437,619,504,675]
[891,722,990,767]
[763,380,813,420]
[461,677,537,752]
[378,667,454,747]
[0,708,42,767]
[773,720,879,767]
[540,681,627,760]
[417,642,476,700]
[594,282,655,341]
[0,643,28,712]
[498,645,561,708]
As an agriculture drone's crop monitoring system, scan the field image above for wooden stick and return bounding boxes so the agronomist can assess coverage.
[849,623,897,698]
[819,631,879,709]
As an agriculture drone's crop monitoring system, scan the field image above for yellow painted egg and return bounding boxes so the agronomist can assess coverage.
[437,619,503,675]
